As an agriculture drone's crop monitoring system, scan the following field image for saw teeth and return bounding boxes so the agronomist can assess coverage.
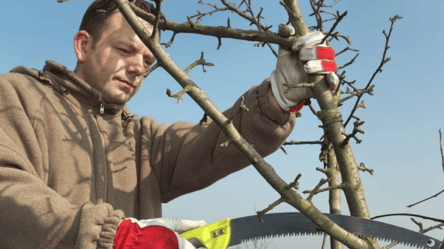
[237,229,432,249]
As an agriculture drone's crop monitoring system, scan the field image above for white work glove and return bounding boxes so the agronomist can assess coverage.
[271,25,340,112]
[114,217,207,249]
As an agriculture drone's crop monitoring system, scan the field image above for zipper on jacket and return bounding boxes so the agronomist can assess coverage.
[99,100,105,114]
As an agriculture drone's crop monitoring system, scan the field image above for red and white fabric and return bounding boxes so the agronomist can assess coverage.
[300,46,337,73]
[113,217,207,249]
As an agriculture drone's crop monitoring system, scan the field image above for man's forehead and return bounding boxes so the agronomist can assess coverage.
[105,12,153,37]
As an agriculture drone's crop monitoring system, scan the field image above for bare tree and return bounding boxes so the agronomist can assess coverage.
[103,0,391,247]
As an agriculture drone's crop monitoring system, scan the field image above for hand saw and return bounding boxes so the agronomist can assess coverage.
[180,212,440,249]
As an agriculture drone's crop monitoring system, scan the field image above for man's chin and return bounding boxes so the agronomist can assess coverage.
[103,94,129,105]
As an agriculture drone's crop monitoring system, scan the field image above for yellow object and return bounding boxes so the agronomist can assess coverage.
[180,218,231,249]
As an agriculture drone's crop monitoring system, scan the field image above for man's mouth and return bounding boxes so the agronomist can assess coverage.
[116,78,134,88]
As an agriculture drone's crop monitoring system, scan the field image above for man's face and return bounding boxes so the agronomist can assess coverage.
[74,11,156,105]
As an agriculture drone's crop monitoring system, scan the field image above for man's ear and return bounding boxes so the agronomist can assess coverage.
[73,30,93,63]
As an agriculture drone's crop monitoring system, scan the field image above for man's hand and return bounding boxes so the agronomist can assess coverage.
[114,217,207,249]
[270,25,339,112]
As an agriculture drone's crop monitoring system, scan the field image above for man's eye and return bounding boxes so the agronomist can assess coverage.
[118,48,129,53]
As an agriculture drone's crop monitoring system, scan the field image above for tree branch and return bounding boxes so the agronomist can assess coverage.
[127,1,296,47]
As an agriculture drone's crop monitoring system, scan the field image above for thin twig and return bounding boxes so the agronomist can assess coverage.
[440,129,444,173]
[161,32,177,48]
[223,0,277,57]
[340,85,374,103]
[308,103,318,116]
[308,0,325,31]
[321,0,343,8]
[307,178,331,202]
[152,0,162,40]
[357,162,374,176]
[371,213,444,223]
[190,1,228,20]
[405,129,444,208]
[342,121,365,146]
[184,52,214,74]
[344,15,402,128]
[284,140,323,145]
[143,62,160,77]
[407,189,444,208]
[321,233,328,249]
[257,198,285,223]
[220,0,269,31]
[285,173,302,190]
[224,96,249,125]
[337,52,359,70]
[324,31,352,45]
[303,183,343,195]
[383,220,444,249]
[336,46,359,57]
[280,146,288,154]
[199,113,209,126]
[129,2,295,47]
[166,86,193,105]
[320,11,347,44]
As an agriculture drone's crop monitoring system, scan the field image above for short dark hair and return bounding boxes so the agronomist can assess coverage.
[78,0,156,48]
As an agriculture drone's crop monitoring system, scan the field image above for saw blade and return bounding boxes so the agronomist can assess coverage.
[228,212,440,249]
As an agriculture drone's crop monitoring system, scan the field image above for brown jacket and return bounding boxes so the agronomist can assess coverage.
[0,60,295,248]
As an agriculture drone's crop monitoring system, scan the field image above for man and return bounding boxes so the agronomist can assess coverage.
[0,0,338,248]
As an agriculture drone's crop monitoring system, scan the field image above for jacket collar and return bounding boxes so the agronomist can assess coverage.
[11,60,125,115]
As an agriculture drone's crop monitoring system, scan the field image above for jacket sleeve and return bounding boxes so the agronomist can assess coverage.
[0,73,124,249]
[141,78,296,203]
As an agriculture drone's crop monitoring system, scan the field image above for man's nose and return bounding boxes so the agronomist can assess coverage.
[127,54,145,76]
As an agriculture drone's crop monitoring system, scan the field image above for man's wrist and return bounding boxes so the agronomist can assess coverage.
[268,88,289,114]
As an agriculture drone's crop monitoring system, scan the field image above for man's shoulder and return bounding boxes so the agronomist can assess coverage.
[1,65,43,86]
[0,65,50,100]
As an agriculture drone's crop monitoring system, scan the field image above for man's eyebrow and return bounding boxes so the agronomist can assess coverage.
[117,41,138,50]
[117,40,155,62]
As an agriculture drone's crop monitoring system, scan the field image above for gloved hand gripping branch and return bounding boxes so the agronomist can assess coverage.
[271,25,339,112]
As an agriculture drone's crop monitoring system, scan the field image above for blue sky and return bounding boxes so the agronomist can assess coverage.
[1,0,444,248]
